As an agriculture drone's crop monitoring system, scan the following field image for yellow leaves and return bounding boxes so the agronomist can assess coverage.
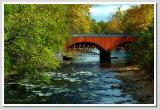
[106,10,124,34]
[105,4,154,34]
[124,4,154,33]
[67,4,91,34]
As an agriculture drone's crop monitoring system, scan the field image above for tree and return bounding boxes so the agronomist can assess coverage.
[97,21,107,34]
[123,5,154,76]
[128,23,154,75]
[66,4,91,34]
[123,5,154,34]
[104,4,154,76]
[90,19,101,34]
[4,4,92,80]
[106,7,124,34]
[4,4,70,76]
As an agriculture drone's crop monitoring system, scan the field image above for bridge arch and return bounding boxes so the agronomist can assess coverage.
[67,42,106,51]
[67,41,112,63]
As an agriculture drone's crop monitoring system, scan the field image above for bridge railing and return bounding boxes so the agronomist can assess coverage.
[72,34,137,37]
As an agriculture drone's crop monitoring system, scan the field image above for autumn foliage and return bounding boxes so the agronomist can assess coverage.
[4,4,154,81]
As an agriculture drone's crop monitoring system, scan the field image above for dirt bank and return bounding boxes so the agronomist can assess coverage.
[116,66,154,104]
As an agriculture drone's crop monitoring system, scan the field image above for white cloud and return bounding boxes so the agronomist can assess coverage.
[90,4,138,22]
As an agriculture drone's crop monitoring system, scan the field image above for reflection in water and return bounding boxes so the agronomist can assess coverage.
[4,48,138,104]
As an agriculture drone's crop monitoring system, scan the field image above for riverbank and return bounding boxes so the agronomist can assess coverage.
[115,66,154,104]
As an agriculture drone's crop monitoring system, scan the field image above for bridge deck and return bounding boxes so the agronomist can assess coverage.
[72,34,136,37]
[67,34,137,51]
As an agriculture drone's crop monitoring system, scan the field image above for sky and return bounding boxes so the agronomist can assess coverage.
[90,4,138,22]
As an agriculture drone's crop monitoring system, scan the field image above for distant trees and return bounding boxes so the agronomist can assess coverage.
[90,7,125,34]
[91,5,154,34]
[106,7,125,34]
[90,19,101,34]
[90,20,109,34]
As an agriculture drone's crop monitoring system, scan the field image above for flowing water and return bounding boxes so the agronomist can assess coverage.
[4,49,138,104]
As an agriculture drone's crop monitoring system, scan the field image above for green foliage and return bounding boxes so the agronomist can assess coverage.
[90,19,108,34]
[129,23,154,75]
[4,52,12,74]
[123,5,154,76]
[90,19,100,34]
[4,4,91,84]
[90,7,125,34]
[5,5,69,75]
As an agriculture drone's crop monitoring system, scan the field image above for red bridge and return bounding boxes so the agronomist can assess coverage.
[67,35,137,63]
